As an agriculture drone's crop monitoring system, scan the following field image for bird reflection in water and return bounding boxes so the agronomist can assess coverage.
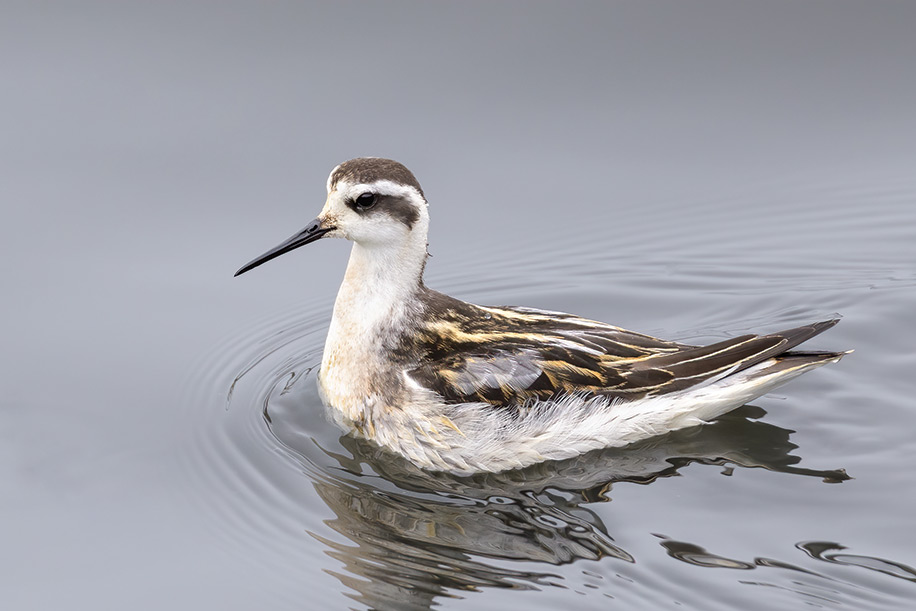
[265,402,849,611]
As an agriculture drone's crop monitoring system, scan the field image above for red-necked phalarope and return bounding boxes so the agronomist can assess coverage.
[235,157,848,475]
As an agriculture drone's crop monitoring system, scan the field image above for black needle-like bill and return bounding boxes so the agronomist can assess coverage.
[234,218,333,277]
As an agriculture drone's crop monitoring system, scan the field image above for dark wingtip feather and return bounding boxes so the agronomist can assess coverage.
[767,318,841,353]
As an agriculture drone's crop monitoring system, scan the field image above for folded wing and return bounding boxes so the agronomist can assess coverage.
[407,305,840,407]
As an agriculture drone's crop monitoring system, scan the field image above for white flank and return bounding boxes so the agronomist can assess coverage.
[378,354,844,475]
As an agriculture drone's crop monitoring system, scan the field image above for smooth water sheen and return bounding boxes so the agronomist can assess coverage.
[3,2,915,610]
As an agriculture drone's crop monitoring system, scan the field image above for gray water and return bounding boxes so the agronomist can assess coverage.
[3,2,916,609]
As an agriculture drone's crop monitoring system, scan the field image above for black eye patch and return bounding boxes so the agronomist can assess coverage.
[346,193,420,229]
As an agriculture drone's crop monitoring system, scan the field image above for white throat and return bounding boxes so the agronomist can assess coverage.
[320,212,429,400]
[334,227,428,333]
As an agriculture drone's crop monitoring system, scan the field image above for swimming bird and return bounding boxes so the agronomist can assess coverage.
[235,157,847,475]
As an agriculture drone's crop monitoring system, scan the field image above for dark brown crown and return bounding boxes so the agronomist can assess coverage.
[329,158,425,199]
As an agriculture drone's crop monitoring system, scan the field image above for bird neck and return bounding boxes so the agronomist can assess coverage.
[329,229,429,343]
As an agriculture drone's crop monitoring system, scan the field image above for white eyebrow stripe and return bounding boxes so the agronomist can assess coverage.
[337,179,426,204]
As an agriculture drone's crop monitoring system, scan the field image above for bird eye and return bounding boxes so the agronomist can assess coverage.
[353,192,377,210]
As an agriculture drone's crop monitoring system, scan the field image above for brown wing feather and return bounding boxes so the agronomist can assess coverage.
[622,319,841,394]
[406,289,840,407]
